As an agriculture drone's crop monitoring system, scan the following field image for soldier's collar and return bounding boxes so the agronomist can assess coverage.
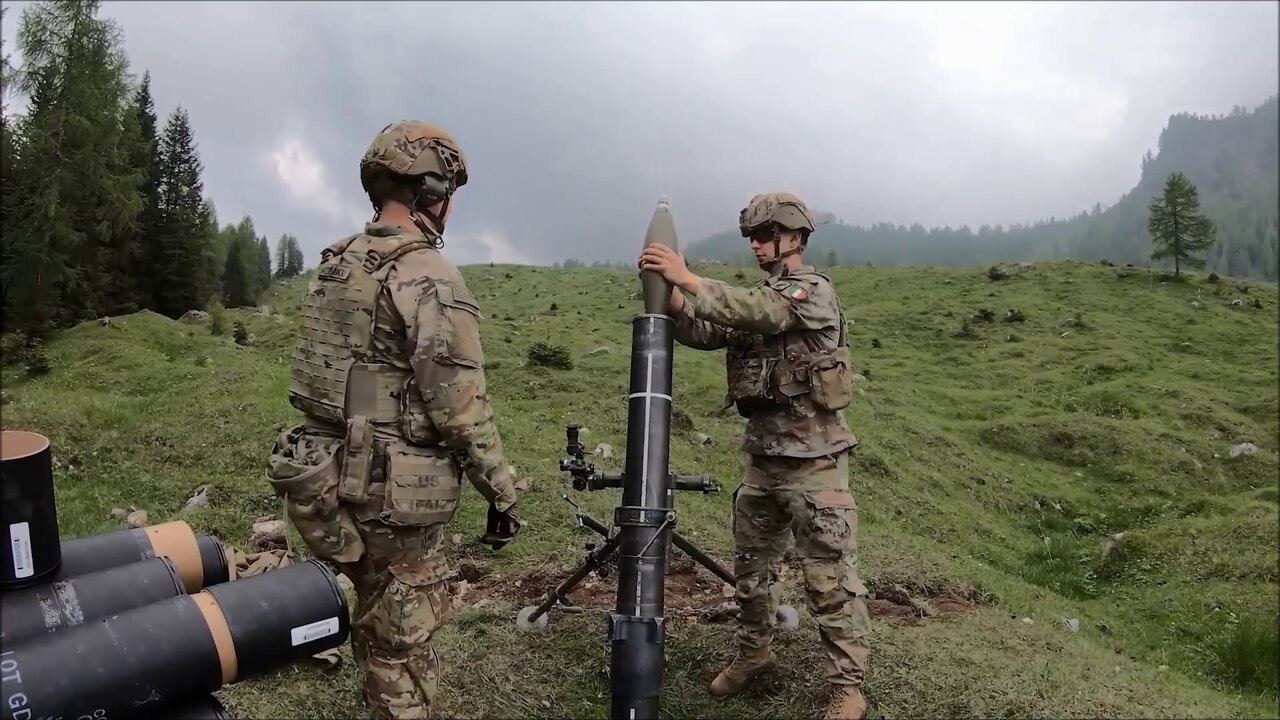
[363,220,439,242]
[366,220,419,237]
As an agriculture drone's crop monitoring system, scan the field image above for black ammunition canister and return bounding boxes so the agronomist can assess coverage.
[58,519,230,592]
[0,559,349,720]
[0,430,62,589]
[0,556,185,646]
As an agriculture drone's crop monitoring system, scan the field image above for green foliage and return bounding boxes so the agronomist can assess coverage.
[526,341,573,369]
[1210,614,1280,694]
[1148,171,1217,276]
[207,298,227,336]
[274,234,305,279]
[1,0,143,337]
[0,2,292,337]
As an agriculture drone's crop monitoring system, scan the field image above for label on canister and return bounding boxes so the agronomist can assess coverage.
[9,522,33,579]
[290,617,340,646]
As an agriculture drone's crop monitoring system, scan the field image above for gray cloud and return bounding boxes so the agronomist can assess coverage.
[2,0,1276,267]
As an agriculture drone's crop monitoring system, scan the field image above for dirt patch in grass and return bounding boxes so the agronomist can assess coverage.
[450,557,982,626]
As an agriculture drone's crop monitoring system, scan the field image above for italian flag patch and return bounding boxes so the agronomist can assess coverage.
[784,283,808,300]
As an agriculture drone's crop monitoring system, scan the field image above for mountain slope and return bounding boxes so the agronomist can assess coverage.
[2,261,1276,718]
[688,97,1279,281]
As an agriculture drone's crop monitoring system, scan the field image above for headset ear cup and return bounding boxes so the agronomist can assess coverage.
[420,173,450,201]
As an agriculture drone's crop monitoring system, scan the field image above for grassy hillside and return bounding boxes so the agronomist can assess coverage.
[3,260,1277,718]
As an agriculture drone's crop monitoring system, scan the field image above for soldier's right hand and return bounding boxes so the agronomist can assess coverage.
[481,501,521,550]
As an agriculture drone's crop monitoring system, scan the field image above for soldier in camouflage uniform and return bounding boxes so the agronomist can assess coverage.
[637,192,870,719]
[266,120,521,720]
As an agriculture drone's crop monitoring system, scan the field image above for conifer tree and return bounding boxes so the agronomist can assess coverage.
[128,71,164,310]
[1148,171,1216,276]
[154,105,215,316]
[2,0,142,335]
[221,235,249,308]
[256,235,272,300]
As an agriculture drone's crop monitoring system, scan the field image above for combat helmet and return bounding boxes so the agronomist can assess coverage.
[738,192,816,272]
[360,120,468,237]
[738,192,816,239]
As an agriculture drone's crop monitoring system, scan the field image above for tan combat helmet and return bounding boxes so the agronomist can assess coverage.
[360,121,469,235]
[738,192,817,239]
[738,192,817,272]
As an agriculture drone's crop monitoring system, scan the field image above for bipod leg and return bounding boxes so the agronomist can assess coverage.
[517,533,622,631]
[670,531,734,586]
[669,531,801,632]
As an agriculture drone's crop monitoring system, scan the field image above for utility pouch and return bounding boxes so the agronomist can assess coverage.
[380,443,463,527]
[809,347,853,412]
[339,415,375,502]
[726,350,777,417]
[399,376,442,446]
[266,443,365,564]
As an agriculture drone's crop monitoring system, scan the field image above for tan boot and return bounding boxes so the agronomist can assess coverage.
[823,684,867,720]
[708,647,777,696]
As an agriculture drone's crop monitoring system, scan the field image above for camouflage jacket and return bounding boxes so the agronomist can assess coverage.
[671,264,857,458]
[290,220,517,513]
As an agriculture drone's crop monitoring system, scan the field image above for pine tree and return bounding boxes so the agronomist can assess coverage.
[1147,171,1216,276]
[287,234,305,276]
[221,236,249,308]
[154,105,215,317]
[127,70,164,311]
[274,235,290,278]
[2,0,143,335]
[256,235,272,300]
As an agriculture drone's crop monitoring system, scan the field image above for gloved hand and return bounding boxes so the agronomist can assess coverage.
[481,502,521,549]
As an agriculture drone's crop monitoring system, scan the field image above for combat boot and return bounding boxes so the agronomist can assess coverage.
[822,684,867,720]
[708,646,777,696]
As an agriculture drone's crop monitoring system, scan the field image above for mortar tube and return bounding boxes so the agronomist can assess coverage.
[56,520,229,592]
[0,559,350,720]
[0,556,186,646]
[1,430,61,589]
[608,312,676,720]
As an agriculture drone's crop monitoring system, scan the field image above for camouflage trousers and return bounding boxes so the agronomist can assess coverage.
[731,451,871,685]
[334,519,450,720]
[266,428,451,720]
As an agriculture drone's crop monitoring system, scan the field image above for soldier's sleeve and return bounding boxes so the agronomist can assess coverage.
[689,276,813,335]
[670,297,752,350]
[407,279,518,513]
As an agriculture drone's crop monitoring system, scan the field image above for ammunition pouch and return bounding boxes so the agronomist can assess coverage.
[399,376,444,446]
[726,350,780,417]
[376,443,463,527]
[266,434,366,564]
[807,346,853,412]
[339,415,376,503]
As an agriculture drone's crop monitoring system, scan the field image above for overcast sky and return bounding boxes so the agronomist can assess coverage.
[2,1,1277,267]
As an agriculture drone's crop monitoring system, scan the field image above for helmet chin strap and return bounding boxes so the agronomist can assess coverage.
[765,226,804,276]
[410,191,448,249]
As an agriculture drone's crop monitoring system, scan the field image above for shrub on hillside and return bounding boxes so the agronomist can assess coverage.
[208,300,227,336]
[1211,614,1280,694]
[527,341,573,370]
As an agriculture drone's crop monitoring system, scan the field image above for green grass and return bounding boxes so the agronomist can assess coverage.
[3,259,1277,718]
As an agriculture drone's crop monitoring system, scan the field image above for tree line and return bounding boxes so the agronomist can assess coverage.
[0,0,307,340]
[686,96,1279,281]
